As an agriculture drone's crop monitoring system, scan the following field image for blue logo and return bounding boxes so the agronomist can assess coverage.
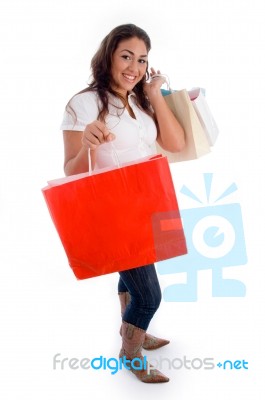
[157,173,248,301]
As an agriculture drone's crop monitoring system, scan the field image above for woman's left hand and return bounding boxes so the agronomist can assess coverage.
[144,68,166,101]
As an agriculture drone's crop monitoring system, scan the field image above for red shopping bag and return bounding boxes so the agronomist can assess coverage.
[42,154,187,279]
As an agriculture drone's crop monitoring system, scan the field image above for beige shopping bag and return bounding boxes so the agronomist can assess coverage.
[156,89,211,162]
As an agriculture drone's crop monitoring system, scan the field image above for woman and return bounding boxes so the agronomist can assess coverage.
[61,24,185,383]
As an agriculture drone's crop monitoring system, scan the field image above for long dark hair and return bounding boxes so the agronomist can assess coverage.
[67,24,153,123]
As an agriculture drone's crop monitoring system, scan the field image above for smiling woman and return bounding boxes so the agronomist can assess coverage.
[60,23,185,384]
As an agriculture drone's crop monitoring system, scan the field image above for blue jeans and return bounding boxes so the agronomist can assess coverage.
[118,264,162,331]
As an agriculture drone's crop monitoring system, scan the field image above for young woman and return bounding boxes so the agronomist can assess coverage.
[61,23,185,383]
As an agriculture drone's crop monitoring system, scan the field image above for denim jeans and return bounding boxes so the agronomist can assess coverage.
[118,264,162,331]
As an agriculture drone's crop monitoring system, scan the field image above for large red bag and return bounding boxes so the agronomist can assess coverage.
[42,154,187,279]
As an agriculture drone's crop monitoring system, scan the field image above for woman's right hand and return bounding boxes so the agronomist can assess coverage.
[82,120,116,150]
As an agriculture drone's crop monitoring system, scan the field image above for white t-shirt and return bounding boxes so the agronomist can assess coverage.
[60,91,157,170]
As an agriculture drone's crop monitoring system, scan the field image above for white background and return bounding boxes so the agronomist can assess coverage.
[0,0,264,398]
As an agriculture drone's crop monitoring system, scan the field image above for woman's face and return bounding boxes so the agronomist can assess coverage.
[111,37,148,97]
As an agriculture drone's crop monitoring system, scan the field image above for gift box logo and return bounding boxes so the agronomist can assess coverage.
[157,173,248,302]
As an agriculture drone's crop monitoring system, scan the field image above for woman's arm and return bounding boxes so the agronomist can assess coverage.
[63,130,89,176]
[144,70,185,152]
[152,94,185,152]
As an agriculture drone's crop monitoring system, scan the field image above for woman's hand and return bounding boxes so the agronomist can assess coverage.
[144,68,167,102]
[82,120,116,150]
[63,121,116,176]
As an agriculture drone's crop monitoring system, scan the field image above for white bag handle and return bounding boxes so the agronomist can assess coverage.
[88,142,120,175]
[150,73,172,92]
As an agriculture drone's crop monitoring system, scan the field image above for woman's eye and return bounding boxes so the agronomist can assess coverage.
[121,55,147,64]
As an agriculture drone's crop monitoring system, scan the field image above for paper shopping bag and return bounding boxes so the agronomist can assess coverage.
[188,88,219,146]
[42,155,187,279]
[156,89,211,162]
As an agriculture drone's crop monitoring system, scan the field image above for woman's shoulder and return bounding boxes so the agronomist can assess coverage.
[61,89,99,130]
[70,89,99,105]
[67,90,101,116]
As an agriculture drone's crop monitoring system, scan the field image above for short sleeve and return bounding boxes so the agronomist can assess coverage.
[60,91,99,131]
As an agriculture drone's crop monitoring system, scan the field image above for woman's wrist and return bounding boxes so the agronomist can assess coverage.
[148,91,165,111]
[64,145,89,176]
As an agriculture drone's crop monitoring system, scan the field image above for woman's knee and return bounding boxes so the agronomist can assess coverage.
[134,286,162,312]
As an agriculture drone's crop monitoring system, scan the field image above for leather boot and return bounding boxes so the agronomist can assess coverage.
[119,321,169,383]
[118,292,170,350]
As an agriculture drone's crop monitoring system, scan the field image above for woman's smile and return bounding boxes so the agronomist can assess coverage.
[122,73,137,83]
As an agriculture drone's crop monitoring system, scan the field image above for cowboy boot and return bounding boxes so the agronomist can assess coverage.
[119,321,169,383]
[118,292,170,350]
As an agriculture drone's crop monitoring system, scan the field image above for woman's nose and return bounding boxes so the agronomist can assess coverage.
[127,59,138,73]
